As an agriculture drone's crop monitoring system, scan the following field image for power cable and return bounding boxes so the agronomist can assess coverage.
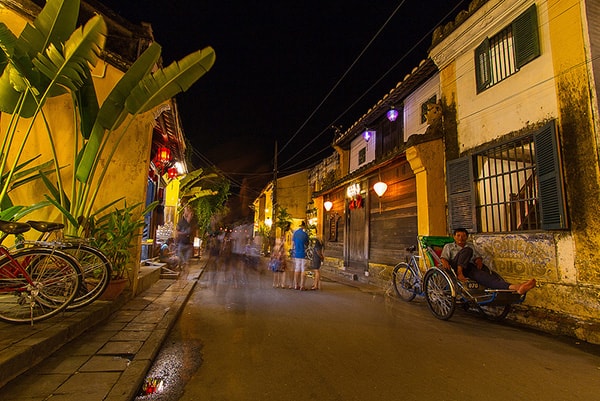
[277,0,409,157]
[279,0,466,170]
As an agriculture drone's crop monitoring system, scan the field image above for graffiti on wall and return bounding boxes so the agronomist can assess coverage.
[474,233,557,280]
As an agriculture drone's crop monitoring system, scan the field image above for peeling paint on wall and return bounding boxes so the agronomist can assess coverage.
[473,234,557,281]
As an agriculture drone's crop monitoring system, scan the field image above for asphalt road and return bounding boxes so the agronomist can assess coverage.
[137,257,600,401]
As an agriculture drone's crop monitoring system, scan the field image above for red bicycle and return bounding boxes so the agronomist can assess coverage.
[0,221,82,324]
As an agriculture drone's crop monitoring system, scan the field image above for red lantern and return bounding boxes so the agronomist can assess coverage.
[156,146,171,164]
[167,167,178,179]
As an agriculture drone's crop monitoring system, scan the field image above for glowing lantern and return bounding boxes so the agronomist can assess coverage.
[373,181,388,197]
[156,146,171,164]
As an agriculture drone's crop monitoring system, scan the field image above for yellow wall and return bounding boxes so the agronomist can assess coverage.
[548,0,600,285]
[1,5,155,293]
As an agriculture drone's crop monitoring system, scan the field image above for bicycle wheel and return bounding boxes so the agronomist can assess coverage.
[60,245,112,309]
[392,262,418,301]
[478,303,511,321]
[0,248,81,323]
[424,268,456,320]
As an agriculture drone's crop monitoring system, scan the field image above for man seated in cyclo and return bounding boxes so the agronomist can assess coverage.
[440,228,536,295]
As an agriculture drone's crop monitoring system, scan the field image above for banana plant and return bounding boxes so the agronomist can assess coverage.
[0,0,105,221]
[178,167,230,235]
[0,0,216,236]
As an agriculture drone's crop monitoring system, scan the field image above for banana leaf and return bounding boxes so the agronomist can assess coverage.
[97,42,162,131]
[74,71,99,140]
[19,0,79,59]
[125,47,215,114]
[74,42,162,183]
[32,15,106,93]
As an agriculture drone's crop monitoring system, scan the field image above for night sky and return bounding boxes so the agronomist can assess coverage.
[97,0,466,198]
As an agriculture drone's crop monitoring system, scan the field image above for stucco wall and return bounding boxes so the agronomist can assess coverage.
[1,5,155,291]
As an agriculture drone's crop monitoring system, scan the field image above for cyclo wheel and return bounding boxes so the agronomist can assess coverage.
[0,248,81,324]
[60,245,112,309]
[392,262,418,302]
[478,303,511,321]
[423,268,456,320]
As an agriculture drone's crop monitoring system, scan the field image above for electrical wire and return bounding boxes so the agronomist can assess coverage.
[277,0,409,156]
[278,0,466,170]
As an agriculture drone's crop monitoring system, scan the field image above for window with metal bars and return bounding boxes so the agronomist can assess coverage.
[475,4,540,92]
[446,120,567,233]
[475,136,539,232]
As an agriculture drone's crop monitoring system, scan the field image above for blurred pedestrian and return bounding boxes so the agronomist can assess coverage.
[176,205,196,266]
[270,236,286,287]
[159,237,180,270]
[281,222,294,288]
[310,237,324,290]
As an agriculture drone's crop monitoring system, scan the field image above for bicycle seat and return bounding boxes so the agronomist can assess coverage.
[27,220,65,233]
[0,220,31,234]
[406,245,417,252]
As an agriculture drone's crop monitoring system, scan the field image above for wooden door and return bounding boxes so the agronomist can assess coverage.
[346,197,368,272]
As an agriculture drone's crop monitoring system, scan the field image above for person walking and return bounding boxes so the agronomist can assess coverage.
[281,222,295,289]
[270,236,286,288]
[310,237,324,290]
[292,221,309,290]
[176,205,196,266]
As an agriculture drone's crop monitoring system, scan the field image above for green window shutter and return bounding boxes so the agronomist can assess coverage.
[534,121,568,230]
[447,157,476,232]
[513,4,540,68]
[474,39,490,92]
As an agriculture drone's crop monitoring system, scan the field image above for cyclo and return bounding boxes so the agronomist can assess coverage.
[393,235,526,321]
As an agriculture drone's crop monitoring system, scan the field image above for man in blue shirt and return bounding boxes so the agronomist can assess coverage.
[292,221,310,290]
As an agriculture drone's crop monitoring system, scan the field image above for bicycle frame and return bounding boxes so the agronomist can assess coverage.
[0,246,36,288]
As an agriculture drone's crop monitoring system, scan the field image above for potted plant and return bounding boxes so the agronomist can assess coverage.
[90,201,158,299]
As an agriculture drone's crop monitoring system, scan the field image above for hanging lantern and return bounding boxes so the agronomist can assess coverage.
[167,167,178,179]
[386,106,399,122]
[324,200,333,211]
[373,181,388,197]
[156,146,171,164]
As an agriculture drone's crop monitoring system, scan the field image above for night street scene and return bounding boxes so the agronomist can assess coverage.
[1,0,600,400]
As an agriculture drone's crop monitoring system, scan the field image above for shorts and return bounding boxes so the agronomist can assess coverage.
[293,257,306,273]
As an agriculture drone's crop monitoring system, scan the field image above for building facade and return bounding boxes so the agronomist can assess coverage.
[310,0,600,343]
[428,0,600,342]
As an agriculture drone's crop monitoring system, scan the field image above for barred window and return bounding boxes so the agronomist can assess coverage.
[447,121,567,233]
[475,4,540,92]
[475,136,538,232]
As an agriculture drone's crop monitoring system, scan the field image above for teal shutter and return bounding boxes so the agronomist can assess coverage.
[474,39,490,92]
[447,157,476,232]
[534,121,568,229]
[513,4,540,68]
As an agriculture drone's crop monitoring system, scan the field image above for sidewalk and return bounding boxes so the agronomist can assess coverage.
[0,259,204,401]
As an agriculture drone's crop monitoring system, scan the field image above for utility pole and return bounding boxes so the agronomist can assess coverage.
[271,141,278,254]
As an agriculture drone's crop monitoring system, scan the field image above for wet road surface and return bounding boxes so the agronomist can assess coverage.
[138,257,600,401]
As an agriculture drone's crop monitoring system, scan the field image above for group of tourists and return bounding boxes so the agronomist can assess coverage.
[270,221,324,291]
